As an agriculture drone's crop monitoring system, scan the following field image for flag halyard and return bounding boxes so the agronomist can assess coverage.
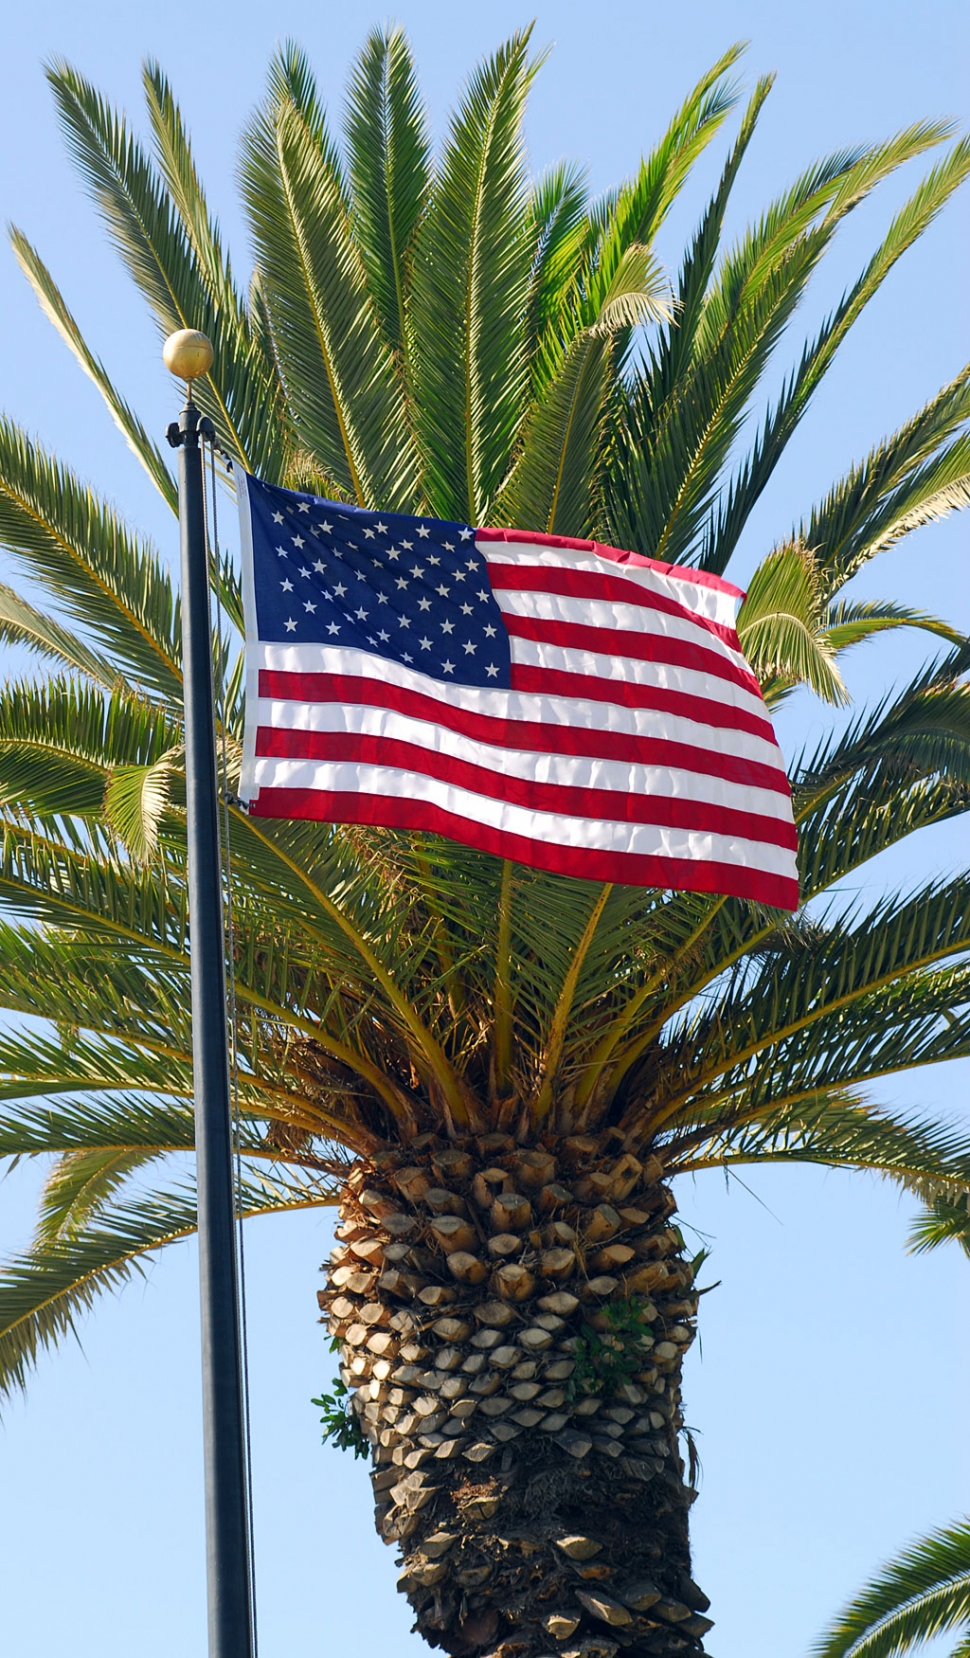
[237,474,799,909]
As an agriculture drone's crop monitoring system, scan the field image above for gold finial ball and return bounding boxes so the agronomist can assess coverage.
[162,328,214,380]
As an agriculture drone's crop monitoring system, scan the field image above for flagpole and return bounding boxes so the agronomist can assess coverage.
[164,329,255,1658]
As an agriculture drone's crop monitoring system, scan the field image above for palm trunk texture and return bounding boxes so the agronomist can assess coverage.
[319,1131,712,1658]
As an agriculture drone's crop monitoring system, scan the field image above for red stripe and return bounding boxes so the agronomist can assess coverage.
[504,613,762,696]
[254,727,798,849]
[486,562,741,650]
[256,671,791,795]
[249,788,798,908]
[476,526,745,601]
[508,664,775,742]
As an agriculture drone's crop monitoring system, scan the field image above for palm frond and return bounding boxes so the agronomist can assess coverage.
[407,29,537,522]
[0,421,181,702]
[738,540,847,704]
[813,1519,970,1658]
[0,582,118,686]
[241,44,418,508]
[344,25,431,362]
[0,1170,333,1405]
[9,230,178,512]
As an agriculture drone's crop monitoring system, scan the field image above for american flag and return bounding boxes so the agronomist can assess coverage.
[237,474,799,909]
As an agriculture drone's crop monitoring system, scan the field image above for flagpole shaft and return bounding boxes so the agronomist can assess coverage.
[176,393,254,1658]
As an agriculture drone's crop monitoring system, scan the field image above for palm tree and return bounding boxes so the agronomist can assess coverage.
[814,1519,970,1658]
[1,25,969,1658]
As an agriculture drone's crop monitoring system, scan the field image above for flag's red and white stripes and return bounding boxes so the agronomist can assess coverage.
[242,527,799,908]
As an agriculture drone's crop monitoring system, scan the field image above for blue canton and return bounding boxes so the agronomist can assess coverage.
[247,478,512,690]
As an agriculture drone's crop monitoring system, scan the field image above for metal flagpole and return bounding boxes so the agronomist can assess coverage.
[164,329,255,1658]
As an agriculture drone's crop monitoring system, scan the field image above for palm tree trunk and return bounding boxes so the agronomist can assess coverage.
[319,1132,713,1658]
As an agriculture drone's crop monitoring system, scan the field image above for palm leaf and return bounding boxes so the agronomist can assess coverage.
[407,29,537,522]
[48,59,287,479]
[241,45,418,509]
[813,1519,970,1658]
[344,25,431,361]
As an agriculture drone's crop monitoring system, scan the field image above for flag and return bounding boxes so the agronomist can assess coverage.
[237,474,799,909]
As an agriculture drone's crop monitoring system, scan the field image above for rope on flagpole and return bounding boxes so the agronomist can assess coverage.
[203,438,260,1656]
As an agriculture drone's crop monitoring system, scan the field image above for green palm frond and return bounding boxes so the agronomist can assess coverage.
[0,583,118,687]
[0,422,181,702]
[0,1170,334,1405]
[737,540,847,704]
[822,599,965,657]
[703,136,970,574]
[9,230,178,512]
[48,58,288,479]
[344,25,431,362]
[407,29,537,522]
[814,1519,970,1658]
[242,44,419,508]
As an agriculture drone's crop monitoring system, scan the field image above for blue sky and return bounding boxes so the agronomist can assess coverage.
[0,3,968,1657]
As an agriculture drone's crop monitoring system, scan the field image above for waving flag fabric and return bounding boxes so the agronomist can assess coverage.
[237,474,799,909]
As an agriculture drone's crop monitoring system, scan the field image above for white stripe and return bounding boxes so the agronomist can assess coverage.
[509,637,769,724]
[255,699,793,821]
[479,538,741,627]
[250,758,798,879]
[495,587,750,671]
[247,642,783,769]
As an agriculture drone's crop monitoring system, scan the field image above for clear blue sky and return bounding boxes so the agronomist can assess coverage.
[0,4,968,1657]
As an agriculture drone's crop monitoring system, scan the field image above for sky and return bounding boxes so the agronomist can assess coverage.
[0,2,968,1657]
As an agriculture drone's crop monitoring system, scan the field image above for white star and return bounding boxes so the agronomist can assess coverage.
[477,589,490,602]
[427,554,440,566]
[484,624,497,638]
[272,511,284,524]
[276,546,288,558]
[417,525,430,538]
[310,525,320,536]
[304,600,317,613]
[375,521,387,534]
[299,566,310,578]
[460,527,473,540]
[436,583,450,597]
[292,535,305,549]
[461,602,473,616]
[355,607,369,620]
[333,582,347,598]
[410,566,424,579]
[321,520,332,534]
[327,622,340,635]
[443,541,454,552]
[284,617,297,632]
[313,559,326,573]
[465,558,480,570]
[402,652,413,663]
[281,578,293,592]
[298,502,310,513]
[440,619,454,635]
[441,659,455,673]
[378,630,390,642]
[323,590,332,600]
[363,527,375,539]
[454,570,466,582]
[486,663,499,677]
[419,636,432,650]
[399,615,411,628]
[395,577,409,590]
[377,593,388,604]
[401,539,413,551]
[417,597,432,612]
[367,636,376,645]
[387,548,400,561]
[463,641,477,654]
